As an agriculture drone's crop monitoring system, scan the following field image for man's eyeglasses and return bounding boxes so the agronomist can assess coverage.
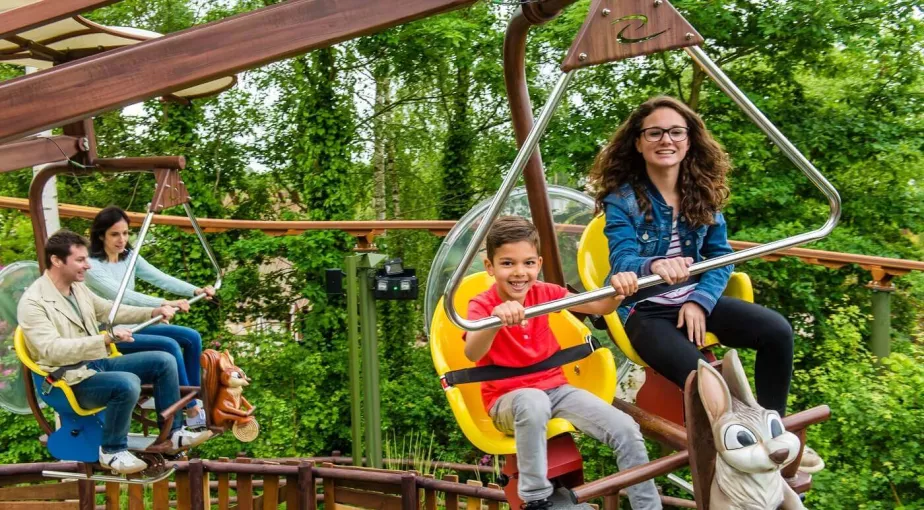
[640,127,689,143]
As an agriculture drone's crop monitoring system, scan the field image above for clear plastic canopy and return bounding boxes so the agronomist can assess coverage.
[0,261,40,415]
[424,185,598,332]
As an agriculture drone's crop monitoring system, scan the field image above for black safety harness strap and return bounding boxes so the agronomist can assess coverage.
[41,362,89,394]
[440,337,601,388]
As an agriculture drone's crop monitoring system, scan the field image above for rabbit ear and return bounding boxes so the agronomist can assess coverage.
[698,359,732,425]
[721,350,758,407]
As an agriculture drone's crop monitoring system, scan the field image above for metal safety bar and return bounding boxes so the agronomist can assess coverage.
[42,467,176,485]
[106,202,223,333]
[444,47,841,332]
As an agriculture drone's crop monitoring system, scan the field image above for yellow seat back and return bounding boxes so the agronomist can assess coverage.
[430,272,617,455]
[14,326,119,416]
[577,214,753,366]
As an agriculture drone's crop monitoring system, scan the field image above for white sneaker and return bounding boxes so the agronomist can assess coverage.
[170,427,211,452]
[99,448,147,475]
[185,407,207,429]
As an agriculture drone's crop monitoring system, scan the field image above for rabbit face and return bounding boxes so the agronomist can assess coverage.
[699,350,802,474]
[713,403,801,473]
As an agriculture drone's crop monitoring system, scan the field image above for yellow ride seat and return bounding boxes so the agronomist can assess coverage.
[14,326,121,416]
[430,272,617,455]
[577,214,753,367]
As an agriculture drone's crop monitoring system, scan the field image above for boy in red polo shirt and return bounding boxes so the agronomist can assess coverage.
[465,216,661,510]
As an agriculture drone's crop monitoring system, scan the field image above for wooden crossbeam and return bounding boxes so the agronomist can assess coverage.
[0,0,120,41]
[0,135,85,173]
[0,0,475,144]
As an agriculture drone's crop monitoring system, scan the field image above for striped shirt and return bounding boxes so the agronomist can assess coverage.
[643,220,697,306]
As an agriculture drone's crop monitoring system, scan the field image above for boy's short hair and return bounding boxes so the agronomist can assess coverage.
[485,216,540,261]
[45,229,89,268]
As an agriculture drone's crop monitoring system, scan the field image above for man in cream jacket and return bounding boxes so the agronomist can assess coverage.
[17,230,209,474]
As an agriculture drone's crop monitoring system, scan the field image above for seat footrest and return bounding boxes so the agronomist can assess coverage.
[501,434,584,509]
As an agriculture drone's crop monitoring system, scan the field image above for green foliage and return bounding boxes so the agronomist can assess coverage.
[197,332,349,458]
[0,411,49,464]
[0,212,35,266]
[791,305,924,509]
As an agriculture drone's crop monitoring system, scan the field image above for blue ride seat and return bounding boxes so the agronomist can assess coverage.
[14,326,116,462]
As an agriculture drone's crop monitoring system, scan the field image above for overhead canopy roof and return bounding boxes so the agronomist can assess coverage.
[0,0,235,100]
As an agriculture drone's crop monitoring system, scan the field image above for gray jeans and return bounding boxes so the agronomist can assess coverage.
[491,385,662,510]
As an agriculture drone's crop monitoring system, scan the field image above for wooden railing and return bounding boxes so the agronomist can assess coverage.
[0,432,836,510]
[0,456,510,510]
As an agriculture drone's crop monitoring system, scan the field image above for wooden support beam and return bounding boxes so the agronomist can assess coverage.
[0,0,476,144]
[0,0,120,41]
[0,135,85,173]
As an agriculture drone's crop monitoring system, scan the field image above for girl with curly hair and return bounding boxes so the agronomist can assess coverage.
[589,96,796,419]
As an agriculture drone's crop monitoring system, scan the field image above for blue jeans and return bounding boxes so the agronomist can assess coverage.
[71,351,181,453]
[119,324,202,390]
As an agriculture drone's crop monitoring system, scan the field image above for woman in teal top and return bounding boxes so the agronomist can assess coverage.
[86,206,215,428]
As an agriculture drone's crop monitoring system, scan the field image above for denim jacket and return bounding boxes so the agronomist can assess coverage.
[602,181,733,322]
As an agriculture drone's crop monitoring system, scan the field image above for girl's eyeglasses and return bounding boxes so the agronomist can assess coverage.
[640,127,689,142]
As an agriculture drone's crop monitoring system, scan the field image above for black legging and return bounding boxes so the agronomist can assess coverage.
[624,297,794,415]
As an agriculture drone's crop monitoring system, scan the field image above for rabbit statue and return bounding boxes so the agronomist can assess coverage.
[697,350,805,510]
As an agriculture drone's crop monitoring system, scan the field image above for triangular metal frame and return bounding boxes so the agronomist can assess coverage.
[105,167,222,332]
[443,0,841,333]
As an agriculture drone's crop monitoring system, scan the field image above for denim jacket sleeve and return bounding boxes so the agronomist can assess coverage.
[602,194,663,280]
[687,211,734,315]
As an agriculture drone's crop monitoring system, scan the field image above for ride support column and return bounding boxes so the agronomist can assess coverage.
[866,269,895,359]
[344,255,364,466]
[359,261,383,469]
[343,253,387,468]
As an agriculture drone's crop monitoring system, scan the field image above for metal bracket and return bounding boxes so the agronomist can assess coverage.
[561,0,703,71]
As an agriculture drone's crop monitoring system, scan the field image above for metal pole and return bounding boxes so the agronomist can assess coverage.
[686,45,841,211]
[125,202,225,333]
[26,66,61,236]
[442,70,575,328]
[359,266,382,468]
[344,255,364,466]
[106,208,155,327]
[182,202,223,290]
[870,288,893,358]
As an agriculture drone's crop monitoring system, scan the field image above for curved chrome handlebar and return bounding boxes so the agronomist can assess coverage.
[108,202,223,333]
[443,46,841,332]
